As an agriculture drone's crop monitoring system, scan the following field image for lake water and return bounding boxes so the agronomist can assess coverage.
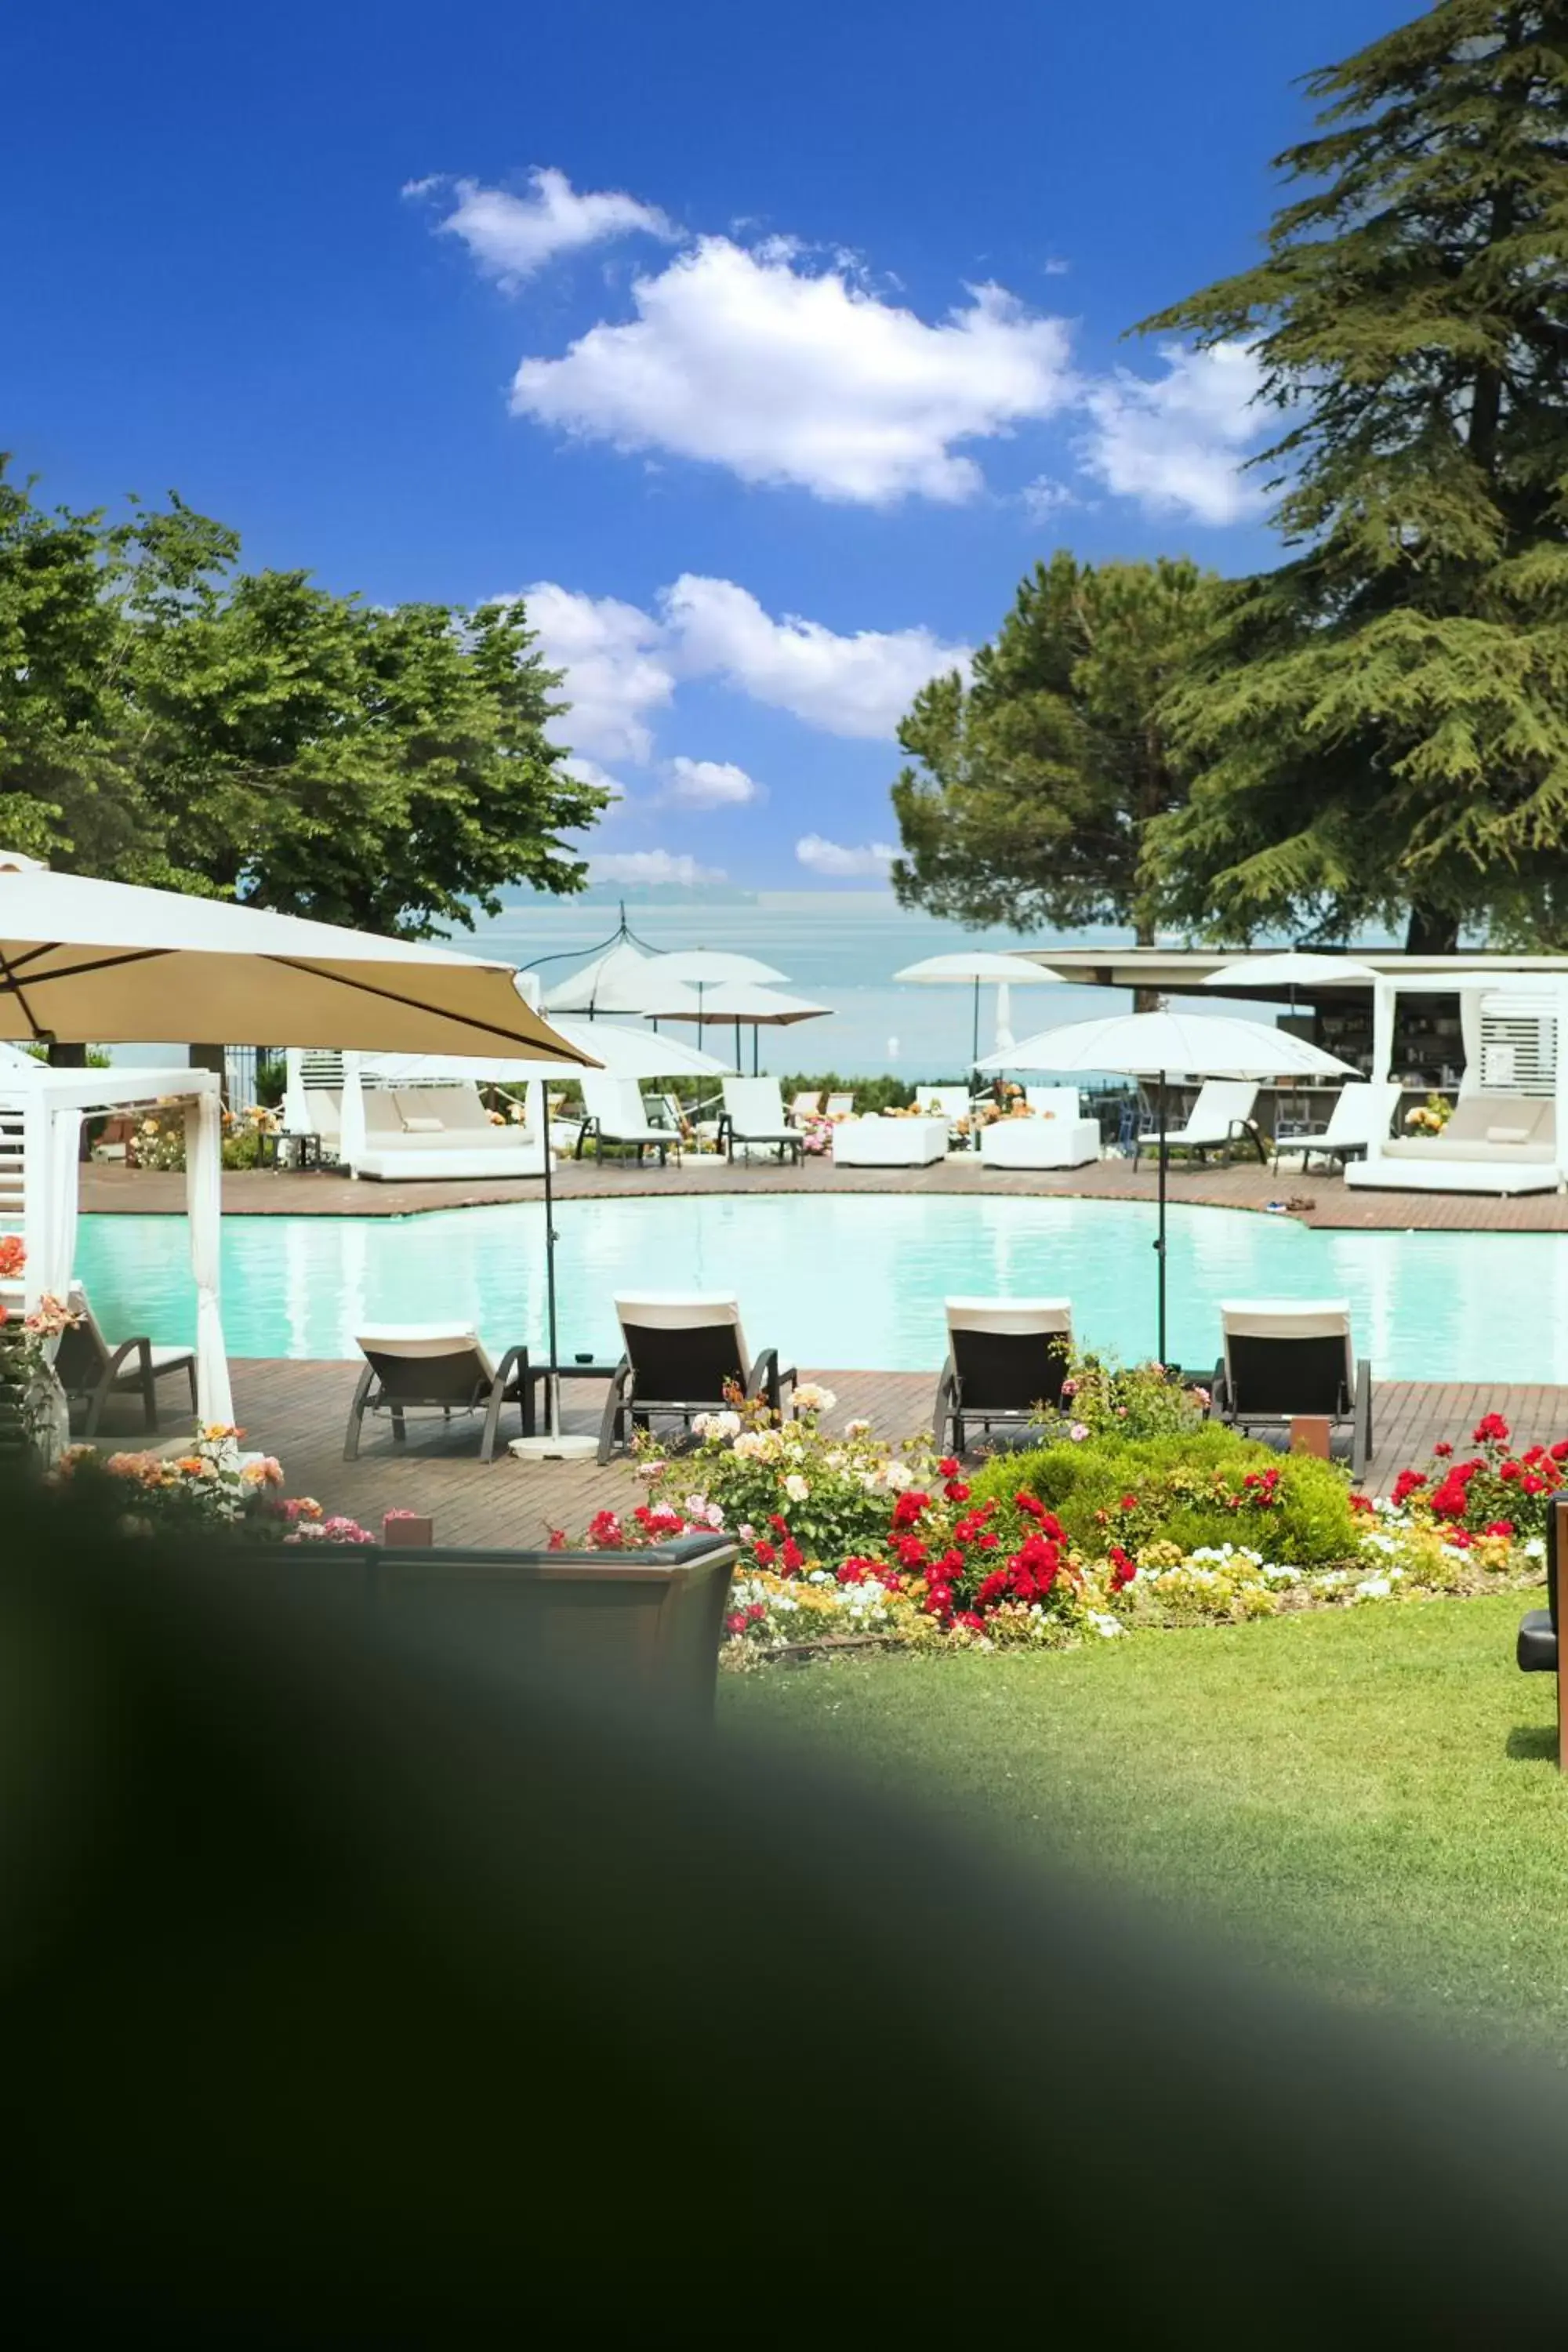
[466,892,1143,1079]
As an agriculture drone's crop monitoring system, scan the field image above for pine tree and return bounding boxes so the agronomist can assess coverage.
[1139,0,1568,951]
[891,553,1217,938]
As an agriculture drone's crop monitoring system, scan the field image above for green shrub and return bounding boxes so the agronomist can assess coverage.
[967,1425,1361,1569]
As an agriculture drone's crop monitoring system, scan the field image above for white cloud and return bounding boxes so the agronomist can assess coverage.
[1077,341,1267,525]
[795,835,898,878]
[524,582,674,764]
[664,575,968,739]
[590,849,726,887]
[1021,474,1077,521]
[660,756,763,808]
[510,236,1076,504]
[430,167,676,287]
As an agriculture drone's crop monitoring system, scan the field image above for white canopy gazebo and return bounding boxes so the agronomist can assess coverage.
[1348,971,1568,1195]
[0,1061,231,1421]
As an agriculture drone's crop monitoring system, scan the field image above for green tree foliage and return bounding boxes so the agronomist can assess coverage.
[1140,0,1568,953]
[0,459,606,935]
[890,552,1218,940]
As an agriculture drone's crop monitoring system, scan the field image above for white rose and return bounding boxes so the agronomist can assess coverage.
[880,1461,915,1492]
[784,1473,810,1503]
[844,1418,871,1438]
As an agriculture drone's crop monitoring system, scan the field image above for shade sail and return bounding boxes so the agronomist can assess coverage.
[979,1010,1360,1080]
[0,862,590,1062]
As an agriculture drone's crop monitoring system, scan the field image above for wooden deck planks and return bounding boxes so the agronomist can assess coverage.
[74,1360,1568,1546]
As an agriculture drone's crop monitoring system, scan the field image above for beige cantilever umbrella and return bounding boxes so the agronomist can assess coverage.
[0,856,590,1061]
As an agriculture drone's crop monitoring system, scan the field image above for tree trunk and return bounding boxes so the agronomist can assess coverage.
[46,1042,87,1068]
[1133,907,1160,1013]
[1403,905,1460,954]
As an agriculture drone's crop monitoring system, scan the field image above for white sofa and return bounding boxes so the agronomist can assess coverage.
[311,1084,546,1180]
[1348,1090,1559,1195]
[832,1114,949,1168]
[982,1089,1101,1170]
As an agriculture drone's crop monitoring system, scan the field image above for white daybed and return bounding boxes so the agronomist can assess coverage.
[980,1088,1101,1170]
[1346,971,1568,1196]
[832,1114,949,1168]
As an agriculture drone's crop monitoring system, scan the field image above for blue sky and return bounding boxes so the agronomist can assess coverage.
[6,0,1412,894]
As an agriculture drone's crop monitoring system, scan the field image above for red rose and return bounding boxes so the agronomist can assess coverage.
[1119,1494,1138,1513]
[780,1536,804,1570]
[1472,1413,1511,1445]
[937,1457,960,1478]
[753,1540,776,1568]
[944,1479,971,1503]
[1432,1440,1454,1457]
[1500,1461,1521,1483]
[1391,1469,1428,1507]
[1109,1545,1137,1591]
[724,1612,747,1635]
[891,1490,931,1530]
[1483,1520,1515,1537]
[1553,1441,1568,1463]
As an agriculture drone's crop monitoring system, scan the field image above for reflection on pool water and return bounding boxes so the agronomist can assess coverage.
[74,1196,1568,1382]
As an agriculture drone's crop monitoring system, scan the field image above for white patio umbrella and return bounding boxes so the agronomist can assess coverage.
[637,980,832,1075]
[980,1009,1359,1365]
[0,857,590,1062]
[650,950,788,987]
[543,938,702,1020]
[1203,950,1384,1014]
[895,951,1065,1065]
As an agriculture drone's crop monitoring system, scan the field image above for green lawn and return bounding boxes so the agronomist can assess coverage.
[724,1595,1568,2042]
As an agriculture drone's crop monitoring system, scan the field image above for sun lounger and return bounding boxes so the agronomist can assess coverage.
[1272,1081,1398,1171]
[824,1091,855,1119]
[344,1327,528,1463]
[932,1298,1074,1454]
[1210,1299,1371,1477]
[54,1289,198,1438]
[717,1078,804,1164]
[575,1073,673,1166]
[790,1089,824,1121]
[598,1293,796,1461]
[1135,1080,1261,1165]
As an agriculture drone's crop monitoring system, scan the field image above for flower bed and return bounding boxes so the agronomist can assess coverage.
[547,1385,1551,1671]
[52,1423,375,1544]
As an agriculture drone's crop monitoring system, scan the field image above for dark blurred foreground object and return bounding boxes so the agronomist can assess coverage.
[9,1479,1568,2343]
[230,1530,737,1721]
[1517,1493,1567,1766]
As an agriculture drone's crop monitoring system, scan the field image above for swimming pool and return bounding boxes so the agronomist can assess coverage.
[73,1196,1568,1382]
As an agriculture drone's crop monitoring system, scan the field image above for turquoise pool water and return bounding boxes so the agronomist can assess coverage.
[74,1197,1568,1381]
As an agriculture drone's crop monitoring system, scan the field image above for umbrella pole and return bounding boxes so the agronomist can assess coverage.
[752,1025,759,1076]
[1156,1069,1168,1369]
[543,1115,562,1440]
[972,977,980,1068]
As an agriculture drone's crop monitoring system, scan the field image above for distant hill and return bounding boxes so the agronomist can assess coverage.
[510,883,760,908]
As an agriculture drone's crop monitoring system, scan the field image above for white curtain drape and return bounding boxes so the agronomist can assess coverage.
[339,1049,366,1175]
[993,982,1014,1057]
[43,1105,82,1305]
[183,1091,234,1425]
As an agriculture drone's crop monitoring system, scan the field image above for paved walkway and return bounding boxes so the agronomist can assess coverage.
[81,1153,1568,1231]
[78,1360,1568,1541]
